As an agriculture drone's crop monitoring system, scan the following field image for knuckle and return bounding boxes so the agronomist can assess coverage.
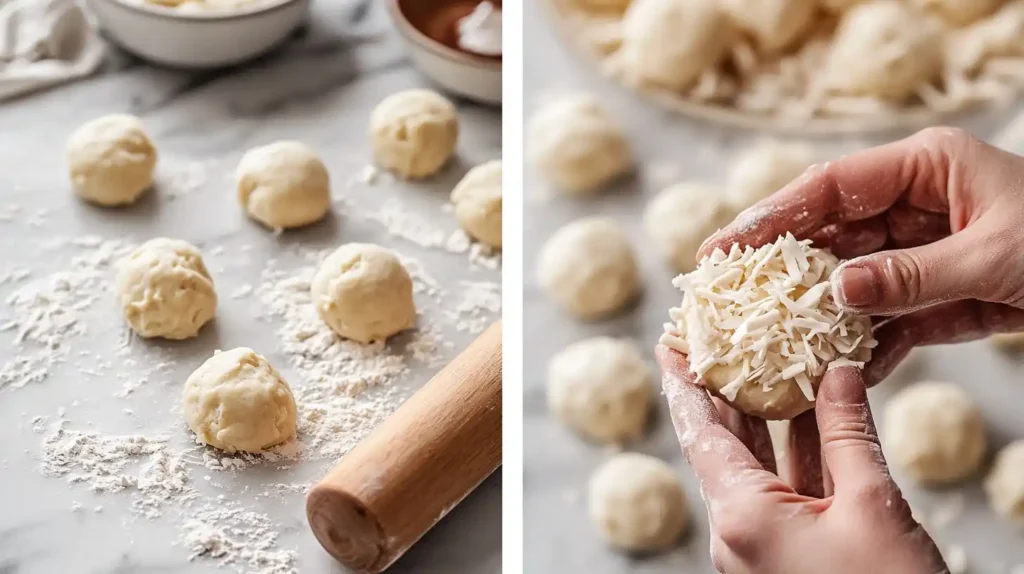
[917,126,973,148]
[711,494,767,558]
[821,416,879,449]
[850,477,900,507]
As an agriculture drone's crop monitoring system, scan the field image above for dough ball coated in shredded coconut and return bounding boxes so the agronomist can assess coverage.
[719,0,817,53]
[908,0,1004,25]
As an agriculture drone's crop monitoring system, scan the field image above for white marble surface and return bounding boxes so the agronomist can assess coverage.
[0,2,502,573]
[523,1,1024,572]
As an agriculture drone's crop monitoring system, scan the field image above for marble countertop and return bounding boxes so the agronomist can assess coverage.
[0,2,502,573]
[523,1,1024,572]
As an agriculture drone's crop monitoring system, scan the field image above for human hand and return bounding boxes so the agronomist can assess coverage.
[656,345,947,574]
[700,127,1024,384]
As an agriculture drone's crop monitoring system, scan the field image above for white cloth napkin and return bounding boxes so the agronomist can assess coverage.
[0,0,105,102]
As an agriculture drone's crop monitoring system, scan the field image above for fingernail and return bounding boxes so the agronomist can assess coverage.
[822,367,867,406]
[835,264,881,308]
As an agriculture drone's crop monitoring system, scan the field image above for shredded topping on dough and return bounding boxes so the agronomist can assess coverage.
[659,233,876,402]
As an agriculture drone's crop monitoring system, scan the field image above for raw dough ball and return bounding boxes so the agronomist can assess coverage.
[719,0,817,53]
[527,95,633,194]
[547,337,652,444]
[825,0,942,100]
[370,89,458,179]
[985,440,1024,523]
[643,183,735,272]
[183,347,297,453]
[536,218,639,319]
[908,0,1003,25]
[236,141,331,230]
[727,141,814,209]
[451,160,502,248]
[883,381,987,484]
[589,453,689,552]
[990,332,1024,352]
[619,0,731,91]
[115,238,217,340]
[67,114,157,206]
[311,243,416,343]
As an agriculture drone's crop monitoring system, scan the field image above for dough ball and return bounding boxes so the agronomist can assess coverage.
[527,95,633,194]
[115,238,217,340]
[619,0,731,91]
[183,347,297,453]
[990,332,1024,352]
[370,89,458,179]
[311,243,416,343]
[883,381,987,484]
[536,217,639,319]
[908,0,1004,25]
[719,0,817,53]
[547,337,652,444]
[67,114,157,206]
[236,141,331,230]
[451,160,502,248]
[643,183,735,272]
[985,440,1024,523]
[825,0,942,100]
[727,141,814,209]
[589,453,689,552]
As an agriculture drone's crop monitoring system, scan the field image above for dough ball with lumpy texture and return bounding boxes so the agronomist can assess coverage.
[644,183,735,272]
[985,440,1024,523]
[528,95,633,194]
[719,0,817,53]
[825,0,942,100]
[67,114,157,206]
[236,141,331,230]
[370,89,458,179]
[908,0,1004,25]
[183,347,297,453]
[883,381,987,484]
[451,160,502,248]
[537,217,639,319]
[115,238,217,340]
[548,337,652,444]
[619,0,731,91]
[589,453,689,552]
[727,141,814,209]
[311,243,416,343]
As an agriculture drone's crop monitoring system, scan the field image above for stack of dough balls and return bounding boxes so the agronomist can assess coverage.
[183,347,297,453]
[115,238,217,340]
[451,160,502,248]
[370,89,459,179]
[236,141,331,230]
[67,114,157,206]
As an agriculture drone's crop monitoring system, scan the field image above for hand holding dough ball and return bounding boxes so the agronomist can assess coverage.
[589,453,689,552]
[451,160,502,248]
[908,0,1003,25]
[236,141,331,230]
[370,89,458,179]
[643,183,735,272]
[67,114,157,206]
[985,440,1024,523]
[727,141,814,209]
[311,243,416,343]
[115,238,217,340]
[183,347,297,453]
[527,95,633,194]
[547,337,652,444]
[719,0,816,53]
[619,0,731,91]
[537,218,639,319]
[883,381,987,485]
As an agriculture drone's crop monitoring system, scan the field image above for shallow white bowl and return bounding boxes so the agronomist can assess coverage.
[87,0,308,69]
[386,0,501,105]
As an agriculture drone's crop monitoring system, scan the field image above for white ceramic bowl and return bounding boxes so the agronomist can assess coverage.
[87,0,308,69]
[386,0,502,105]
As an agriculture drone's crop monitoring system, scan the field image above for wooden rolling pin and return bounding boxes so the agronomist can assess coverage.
[306,321,502,573]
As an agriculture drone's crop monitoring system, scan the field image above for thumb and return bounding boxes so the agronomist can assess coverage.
[815,367,890,495]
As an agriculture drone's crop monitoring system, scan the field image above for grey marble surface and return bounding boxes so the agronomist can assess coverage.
[523,1,1024,572]
[0,2,501,573]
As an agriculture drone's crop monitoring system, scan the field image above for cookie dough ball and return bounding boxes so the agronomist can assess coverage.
[451,160,502,248]
[537,218,639,319]
[183,347,297,453]
[719,0,816,53]
[825,0,941,101]
[67,114,157,206]
[620,0,731,91]
[115,238,217,340]
[727,141,814,209]
[311,243,416,343]
[985,440,1024,523]
[548,337,652,444]
[236,141,331,230]
[527,95,633,194]
[370,89,458,179]
[589,453,689,552]
[883,381,987,484]
[908,0,1003,25]
[644,183,735,272]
